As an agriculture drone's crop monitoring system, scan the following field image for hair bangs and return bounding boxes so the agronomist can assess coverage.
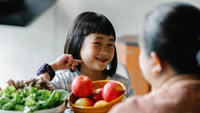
[77,13,116,39]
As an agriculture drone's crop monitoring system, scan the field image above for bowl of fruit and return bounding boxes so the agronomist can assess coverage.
[68,75,125,113]
[0,78,69,113]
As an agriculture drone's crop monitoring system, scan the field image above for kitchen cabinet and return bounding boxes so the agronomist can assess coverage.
[116,35,151,95]
[0,0,56,26]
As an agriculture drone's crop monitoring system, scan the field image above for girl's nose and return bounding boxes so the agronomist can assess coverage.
[99,47,109,55]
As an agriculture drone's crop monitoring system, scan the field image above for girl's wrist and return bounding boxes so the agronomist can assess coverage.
[37,63,55,81]
[38,73,51,81]
[50,63,58,71]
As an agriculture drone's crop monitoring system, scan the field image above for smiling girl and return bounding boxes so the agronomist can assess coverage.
[37,12,135,98]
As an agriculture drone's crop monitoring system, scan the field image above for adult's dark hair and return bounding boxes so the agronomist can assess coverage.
[64,11,117,76]
[139,2,200,75]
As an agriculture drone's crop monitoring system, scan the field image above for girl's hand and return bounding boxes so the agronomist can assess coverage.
[50,54,83,71]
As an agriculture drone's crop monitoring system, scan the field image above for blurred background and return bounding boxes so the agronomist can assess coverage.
[0,0,199,89]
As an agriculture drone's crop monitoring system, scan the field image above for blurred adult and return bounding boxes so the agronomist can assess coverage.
[109,2,200,113]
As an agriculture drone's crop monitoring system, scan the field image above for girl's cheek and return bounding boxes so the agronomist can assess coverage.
[109,47,114,53]
[109,48,115,58]
[92,45,102,51]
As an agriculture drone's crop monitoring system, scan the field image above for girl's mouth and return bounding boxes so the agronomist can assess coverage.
[96,58,108,63]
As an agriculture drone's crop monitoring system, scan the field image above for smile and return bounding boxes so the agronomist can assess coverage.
[96,58,108,63]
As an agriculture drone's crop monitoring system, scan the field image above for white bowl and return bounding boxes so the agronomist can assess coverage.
[0,103,65,113]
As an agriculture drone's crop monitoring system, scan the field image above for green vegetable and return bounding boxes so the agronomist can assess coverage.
[0,85,69,113]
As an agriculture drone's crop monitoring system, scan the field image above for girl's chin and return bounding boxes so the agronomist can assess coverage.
[93,66,107,71]
[90,61,108,70]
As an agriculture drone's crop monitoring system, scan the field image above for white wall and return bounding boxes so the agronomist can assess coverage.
[0,0,199,88]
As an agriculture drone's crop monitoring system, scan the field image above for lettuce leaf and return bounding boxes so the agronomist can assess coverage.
[0,85,69,113]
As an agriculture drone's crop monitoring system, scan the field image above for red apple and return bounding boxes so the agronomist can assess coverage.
[71,75,93,97]
[74,97,94,107]
[91,88,103,102]
[94,100,108,107]
[102,81,124,102]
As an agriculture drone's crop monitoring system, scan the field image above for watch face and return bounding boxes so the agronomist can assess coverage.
[37,63,48,75]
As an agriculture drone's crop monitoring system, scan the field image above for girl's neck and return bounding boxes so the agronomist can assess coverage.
[79,66,107,81]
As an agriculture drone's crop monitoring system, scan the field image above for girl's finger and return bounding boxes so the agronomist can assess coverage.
[66,56,74,66]
[65,63,71,69]
[75,62,79,66]
[71,62,77,70]
[65,60,72,68]
[74,59,83,63]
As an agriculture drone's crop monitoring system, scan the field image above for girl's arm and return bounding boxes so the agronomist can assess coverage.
[38,72,51,81]
[37,54,83,81]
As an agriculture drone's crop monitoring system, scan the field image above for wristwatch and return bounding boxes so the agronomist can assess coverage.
[37,63,55,81]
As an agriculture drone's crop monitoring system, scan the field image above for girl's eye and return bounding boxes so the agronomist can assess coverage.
[94,42,101,45]
[108,44,114,46]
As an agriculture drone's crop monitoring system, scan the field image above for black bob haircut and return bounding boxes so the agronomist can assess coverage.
[64,11,117,76]
[139,2,200,75]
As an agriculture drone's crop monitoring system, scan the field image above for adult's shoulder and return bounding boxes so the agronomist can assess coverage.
[109,96,140,113]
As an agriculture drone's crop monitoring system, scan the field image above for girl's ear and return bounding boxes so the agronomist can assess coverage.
[150,52,162,74]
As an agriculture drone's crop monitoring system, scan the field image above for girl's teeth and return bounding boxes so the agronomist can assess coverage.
[98,59,106,61]
[96,58,108,61]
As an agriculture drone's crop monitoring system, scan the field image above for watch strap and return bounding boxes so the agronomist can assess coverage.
[37,63,55,81]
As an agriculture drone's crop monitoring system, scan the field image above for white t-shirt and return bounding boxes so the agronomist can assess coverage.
[50,68,135,98]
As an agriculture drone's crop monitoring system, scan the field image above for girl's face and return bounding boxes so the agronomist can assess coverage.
[80,33,115,72]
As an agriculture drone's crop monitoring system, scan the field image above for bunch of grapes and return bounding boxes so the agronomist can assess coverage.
[7,78,54,91]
